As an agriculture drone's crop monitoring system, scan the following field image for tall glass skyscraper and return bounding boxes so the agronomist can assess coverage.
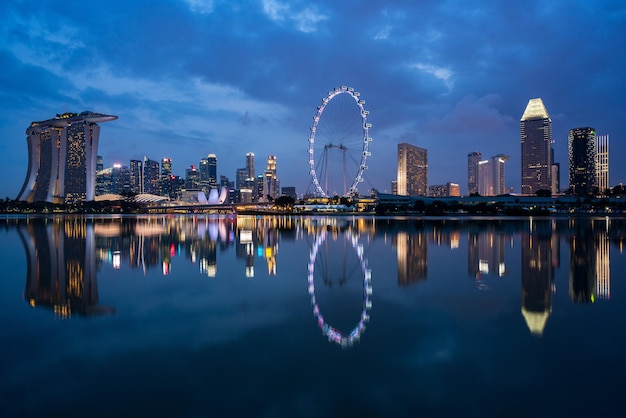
[467,151,482,195]
[17,111,117,203]
[161,158,172,197]
[129,160,142,194]
[520,98,552,195]
[142,156,161,195]
[568,127,596,195]
[596,134,609,195]
[397,143,427,196]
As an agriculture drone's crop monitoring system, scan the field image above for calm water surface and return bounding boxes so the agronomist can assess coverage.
[1,215,625,418]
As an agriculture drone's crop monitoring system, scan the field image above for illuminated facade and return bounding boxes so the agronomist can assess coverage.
[428,182,460,197]
[397,143,427,196]
[477,154,509,196]
[142,156,161,195]
[520,99,552,195]
[262,155,279,201]
[129,159,142,193]
[17,111,117,203]
[568,127,596,195]
[596,134,609,194]
[467,151,482,195]
[161,158,172,197]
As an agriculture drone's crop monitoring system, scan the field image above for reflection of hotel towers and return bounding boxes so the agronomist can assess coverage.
[467,229,507,279]
[521,220,553,336]
[236,216,256,277]
[395,231,427,286]
[18,218,114,318]
[596,220,611,299]
[569,220,609,302]
[17,111,118,204]
[259,218,279,275]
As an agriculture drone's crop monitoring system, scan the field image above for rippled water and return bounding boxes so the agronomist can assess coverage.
[1,215,625,417]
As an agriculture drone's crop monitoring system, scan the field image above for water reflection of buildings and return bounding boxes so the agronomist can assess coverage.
[395,231,427,286]
[568,219,610,303]
[468,229,509,279]
[19,218,115,318]
[521,220,553,336]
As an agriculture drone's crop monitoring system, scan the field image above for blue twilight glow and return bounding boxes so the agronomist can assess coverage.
[0,1,625,198]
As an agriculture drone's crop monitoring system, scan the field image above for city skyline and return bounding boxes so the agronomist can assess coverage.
[1,1,625,199]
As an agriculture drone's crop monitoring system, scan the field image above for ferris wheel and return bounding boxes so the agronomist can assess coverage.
[308,86,372,197]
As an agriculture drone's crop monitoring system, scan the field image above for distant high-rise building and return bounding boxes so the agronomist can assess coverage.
[477,155,509,196]
[207,154,217,187]
[397,143,427,196]
[236,168,247,190]
[185,165,200,190]
[17,111,117,203]
[142,156,160,195]
[96,155,104,172]
[550,147,560,194]
[568,127,596,195]
[391,180,398,195]
[262,155,279,201]
[200,154,218,192]
[246,152,255,179]
[161,158,172,197]
[129,159,142,193]
[596,134,609,194]
[521,98,552,195]
[467,151,482,195]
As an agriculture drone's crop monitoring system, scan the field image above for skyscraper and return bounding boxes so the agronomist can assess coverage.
[161,158,172,197]
[596,134,609,194]
[263,155,279,201]
[467,151,482,195]
[568,127,596,195]
[142,156,161,195]
[397,143,427,196]
[207,154,217,187]
[476,155,509,196]
[17,111,117,203]
[129,159,142,193]
[520,98,552,195]
[246,152,255,179]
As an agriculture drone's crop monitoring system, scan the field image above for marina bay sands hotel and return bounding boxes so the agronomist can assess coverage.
[17,111,117,204]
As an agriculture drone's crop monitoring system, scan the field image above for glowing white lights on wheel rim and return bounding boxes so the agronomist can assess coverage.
[308,86,372,197]
[307,230,372,347]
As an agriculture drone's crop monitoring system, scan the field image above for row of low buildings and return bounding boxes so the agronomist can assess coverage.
[394,98,610,198]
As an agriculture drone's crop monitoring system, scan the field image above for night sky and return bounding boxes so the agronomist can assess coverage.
[1,0,625,199]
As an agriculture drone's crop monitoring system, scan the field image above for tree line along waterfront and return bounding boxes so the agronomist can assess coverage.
[2,187,626,215]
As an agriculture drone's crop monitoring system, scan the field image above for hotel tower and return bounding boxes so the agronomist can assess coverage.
[17,111,117,204]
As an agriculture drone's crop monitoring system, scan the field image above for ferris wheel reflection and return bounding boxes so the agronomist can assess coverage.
[307,230,372,348]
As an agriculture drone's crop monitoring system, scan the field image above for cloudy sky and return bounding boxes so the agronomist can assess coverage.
[0,0,624,199]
